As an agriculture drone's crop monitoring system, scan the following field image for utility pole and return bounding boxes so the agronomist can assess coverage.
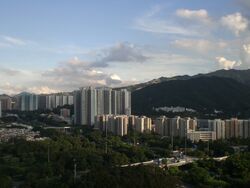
[207,139,210,156]
[105,123,108,154]
[153,153,156,175]
[184,125,187,159]
[171,123,174,152]
[47,144,50,163]
[74,159,77,183]
[133,130,136,146]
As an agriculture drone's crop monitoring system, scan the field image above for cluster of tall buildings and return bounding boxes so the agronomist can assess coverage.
[0,92,73,112]
[1,87,250,144]
[40,94,73,110]
[0,94,13,111]
[14,92,39,111]
[225,118,250,139]
[155,116,250,142]
[94,115,152,136]
[74,87,131,125]
[0,101,2,118]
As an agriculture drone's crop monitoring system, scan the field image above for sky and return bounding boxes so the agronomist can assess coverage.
[0,0,250,94]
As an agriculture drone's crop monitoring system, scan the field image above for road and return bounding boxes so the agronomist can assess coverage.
[120,155,228,168]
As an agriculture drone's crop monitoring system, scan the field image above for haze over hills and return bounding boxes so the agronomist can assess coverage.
[2,69,250,118]
[131,76,250,117]
[120,69,250,92]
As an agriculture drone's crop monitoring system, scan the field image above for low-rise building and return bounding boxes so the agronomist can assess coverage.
[187,131,216,142]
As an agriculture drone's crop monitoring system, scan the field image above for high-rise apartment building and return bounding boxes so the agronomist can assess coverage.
[210,119,225,140]
[103,89,112,114]
[134,116,152,133]
[94,114,151,136]
[155,116,171,136]
[225,118,250,139]
[74,87,97,125]
[225,118,237,139]
[38,95,47,110]
[45,94,74,110]
[74,87,131,125]
[241,120,250,138]
[0,101,2,118]
[14,92,38,111]
[0,95,12,111]
[155,116,221,142]
[155,116,250,141]
[94,114,129,136]
[128,115,136,130]
[116,116,128,136]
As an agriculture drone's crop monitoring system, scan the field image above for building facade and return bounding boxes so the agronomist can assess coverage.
[94,114,151,136]
[14,92,38,111]
[0,101,2,118]
[45,94,73,110]
[155,117,219,142]
[0,95,12,111]
[74,87,131,125]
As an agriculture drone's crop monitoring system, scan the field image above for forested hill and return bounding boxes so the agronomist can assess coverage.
[132,76,250,117]
[119,69,250,92]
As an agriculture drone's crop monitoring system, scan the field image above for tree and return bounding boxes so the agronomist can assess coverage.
[0,175,12,188]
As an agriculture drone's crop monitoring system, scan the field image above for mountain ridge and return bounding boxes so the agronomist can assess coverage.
[119,69,250,92]
[131,76,250,118]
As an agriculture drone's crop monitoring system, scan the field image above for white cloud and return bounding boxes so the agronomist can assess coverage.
[0,67,22,76]
[0,82,25,95]
[243,44,250,54]
[134,18,198,36]
[42,57,124,89]
[0,40,151,94]
[2,36,27,46]
[240,44,250,68]
[176,9,210,23]
[110,74,121,81]
[0,82,60,95]
[28,86,60,94]
[0,35,36,49]
[133,6,205,36]
[92,42,149,67]
[172,39,227,54]
[221,12,248,36]
[216,57,241,70]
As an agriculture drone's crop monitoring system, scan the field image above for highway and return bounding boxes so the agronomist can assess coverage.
[120,155,228,168]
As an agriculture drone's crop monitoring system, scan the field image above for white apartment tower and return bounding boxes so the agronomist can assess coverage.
[74,87,131,126]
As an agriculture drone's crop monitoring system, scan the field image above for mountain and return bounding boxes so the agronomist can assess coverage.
[117,75,191,91]
[121,69,250,92]
[200,69,250,86]
[131,76,250,117]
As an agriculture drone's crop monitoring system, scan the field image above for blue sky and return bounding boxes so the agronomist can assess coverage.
[0,0,250,94]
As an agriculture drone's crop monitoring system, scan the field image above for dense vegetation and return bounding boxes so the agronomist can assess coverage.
[171,153,250,188]
[0,128,183,188]
[132,77,250,118]
[0,125,250,187]
[1,111,250,187]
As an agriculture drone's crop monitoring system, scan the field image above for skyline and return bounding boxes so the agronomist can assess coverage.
[0,0,250,94]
